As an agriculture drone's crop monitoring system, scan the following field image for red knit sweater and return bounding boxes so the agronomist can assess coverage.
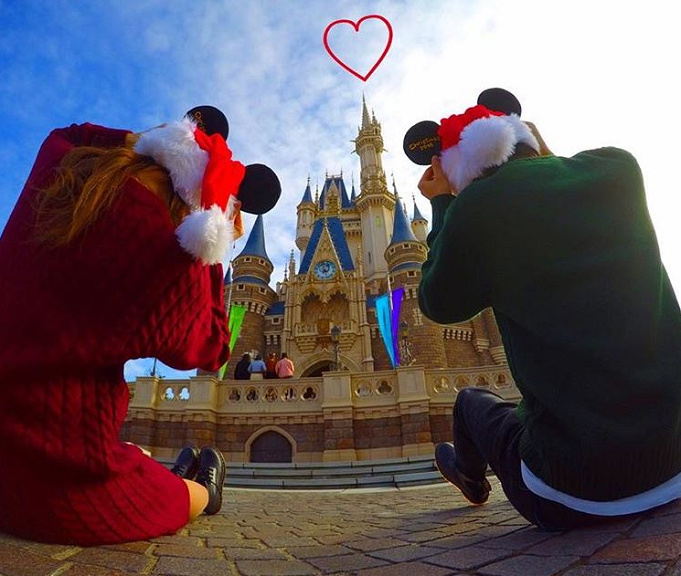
[0,123,230,545]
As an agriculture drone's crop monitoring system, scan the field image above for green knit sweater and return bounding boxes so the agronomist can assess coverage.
[419,147,681,501]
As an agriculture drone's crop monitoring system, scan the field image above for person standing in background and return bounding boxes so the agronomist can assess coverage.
[234,353,252,380]
[275,352,295,379]
[249,353,267,380]
[266,352,278,379]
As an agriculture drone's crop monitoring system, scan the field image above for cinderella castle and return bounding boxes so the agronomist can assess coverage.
[123,100,518,463]
[225,98,506,373]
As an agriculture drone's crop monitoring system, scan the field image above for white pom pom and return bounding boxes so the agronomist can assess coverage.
[134,119,207,209]
[175,205,234,265]
[440,115,541,192]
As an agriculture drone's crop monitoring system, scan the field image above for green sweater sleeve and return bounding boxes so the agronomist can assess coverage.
[418,194,490,324]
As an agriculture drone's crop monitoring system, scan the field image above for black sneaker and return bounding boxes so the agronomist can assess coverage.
[435,442,491,505]
[195,447,226,515]
[170,445,200,479]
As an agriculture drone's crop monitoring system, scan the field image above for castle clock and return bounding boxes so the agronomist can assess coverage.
[313,260,337,280]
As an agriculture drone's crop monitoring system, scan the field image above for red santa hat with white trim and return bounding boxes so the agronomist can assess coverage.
[133,106,280,265]
[402,88,539,191]
[438,105,539,191]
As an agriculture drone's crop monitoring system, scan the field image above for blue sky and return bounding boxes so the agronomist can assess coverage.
[2,0,680,380]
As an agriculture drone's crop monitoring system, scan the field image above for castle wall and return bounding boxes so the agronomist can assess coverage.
[124,366,519,463]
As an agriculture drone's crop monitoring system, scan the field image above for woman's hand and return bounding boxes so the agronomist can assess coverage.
[418,155,456,200]
[125,132,141,148]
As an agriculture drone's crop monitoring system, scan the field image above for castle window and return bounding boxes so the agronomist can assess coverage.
[408,271,416,277]
[245,257,252,262]
[258,287,266,294]
[368,252,372,264]
[238,284,245,290]
[377,380,393,395]
[272,317,281,324]
[403,243,410,248]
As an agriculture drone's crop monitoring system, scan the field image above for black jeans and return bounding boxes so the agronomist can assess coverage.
[453,388,614,531]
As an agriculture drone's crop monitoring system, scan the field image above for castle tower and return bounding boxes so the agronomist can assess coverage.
[354,97,395,285]
[384,186,447,369]
[411,197,429,244]
[318,175,351,217]
[296,177,315,254]
[227,215,277,364]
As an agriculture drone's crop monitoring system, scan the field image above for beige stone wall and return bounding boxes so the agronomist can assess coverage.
[125,366,519,463]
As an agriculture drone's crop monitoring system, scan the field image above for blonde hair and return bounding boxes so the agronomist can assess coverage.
[34,146,189,247]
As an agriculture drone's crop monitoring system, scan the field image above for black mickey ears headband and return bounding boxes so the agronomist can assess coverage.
[402,88,522,165]
[185,106,281,215]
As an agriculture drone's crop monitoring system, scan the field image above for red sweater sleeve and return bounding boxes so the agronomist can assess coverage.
[142,262,231,371]
[49,122,130,149]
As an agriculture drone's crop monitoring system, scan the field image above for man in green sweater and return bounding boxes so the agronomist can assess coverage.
[417,104,681,530]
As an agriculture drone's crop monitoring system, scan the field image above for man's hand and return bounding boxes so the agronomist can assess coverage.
[524,121,553,156]
[418,155,456,200]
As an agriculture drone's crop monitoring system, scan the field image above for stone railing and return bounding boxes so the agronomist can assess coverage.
[425,365,518,404]
[219,377,324,414]
[128,365,519,415]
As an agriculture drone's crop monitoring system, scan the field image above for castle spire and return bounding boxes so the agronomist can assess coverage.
[288,249,296,277]
[412,194,427,222]
[300,176,313,204]
[389,184,417,245]
[361,94,371,129]
[237,214,270,261]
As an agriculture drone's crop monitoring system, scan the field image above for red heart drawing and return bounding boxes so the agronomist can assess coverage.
[323,15,393,82]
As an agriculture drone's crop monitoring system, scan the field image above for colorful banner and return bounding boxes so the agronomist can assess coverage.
[391,287,405,365]
[217,304,247,379]
[375,287,405,368]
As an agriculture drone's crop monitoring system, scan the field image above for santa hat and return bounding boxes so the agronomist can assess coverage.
[437,104,539,191]
[134,117,245,265]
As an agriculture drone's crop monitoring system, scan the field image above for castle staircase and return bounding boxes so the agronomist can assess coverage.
[161,454,445,490]
[222,455,443,490]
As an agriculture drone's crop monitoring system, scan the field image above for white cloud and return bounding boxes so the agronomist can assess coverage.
[4,0,681,381]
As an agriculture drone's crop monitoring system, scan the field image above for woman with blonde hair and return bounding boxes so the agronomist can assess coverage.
[0,107,279,545]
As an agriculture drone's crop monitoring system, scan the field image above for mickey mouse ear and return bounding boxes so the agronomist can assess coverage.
[185,105,230,139]
[238,164,281,215]
[403,120,441,165]
[477,88,522,116]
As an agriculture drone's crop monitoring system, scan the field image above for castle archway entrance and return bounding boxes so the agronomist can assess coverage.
[301,361,334,378]
[248,430,293,463]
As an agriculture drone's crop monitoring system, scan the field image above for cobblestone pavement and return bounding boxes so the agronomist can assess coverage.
[2,478,681,576]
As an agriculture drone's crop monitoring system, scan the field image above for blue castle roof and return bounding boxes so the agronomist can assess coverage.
[231,275,269,286]
[389,195,418,245]
[266,301,285,316]
[300,179,313,204]
[236,214,270,261]
[299,217,355,273]
[413,201,427,222]
[319,176,352,210]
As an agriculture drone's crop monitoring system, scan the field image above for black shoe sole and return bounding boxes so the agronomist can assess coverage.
[435,444,491,506]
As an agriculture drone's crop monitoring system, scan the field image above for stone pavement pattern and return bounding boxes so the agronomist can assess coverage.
[2,478,681,576]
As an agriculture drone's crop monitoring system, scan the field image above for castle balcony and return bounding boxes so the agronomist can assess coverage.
[294,320,356,337]
[128,365,518,418]
[125,367,521,465]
